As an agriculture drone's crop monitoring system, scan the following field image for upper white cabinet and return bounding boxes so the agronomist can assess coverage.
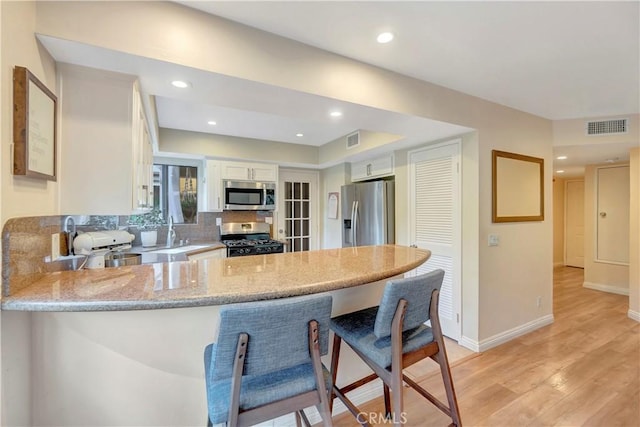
[351,154,394,182]
[58,64,153,214]
[220,161,278,182]
[201,160,222,212]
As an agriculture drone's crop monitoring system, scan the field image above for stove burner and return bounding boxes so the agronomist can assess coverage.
[222,237,284,257]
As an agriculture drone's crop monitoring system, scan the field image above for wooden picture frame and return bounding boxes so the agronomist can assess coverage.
[492,150,544,223]
[13,66,57,181]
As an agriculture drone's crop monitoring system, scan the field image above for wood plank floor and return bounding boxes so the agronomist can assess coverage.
[330,266,640,426]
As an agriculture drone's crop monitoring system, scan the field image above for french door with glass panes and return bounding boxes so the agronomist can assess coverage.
[277,169,319,252]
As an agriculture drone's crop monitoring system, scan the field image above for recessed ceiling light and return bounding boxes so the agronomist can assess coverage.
[171,80,190,88]
[296,133,304,137]
[376,32,394,44]
[605,157,619,163]
[330,111,342,117]
[556,170,565,174]
[207,121,217,125]
[556,155,567,160]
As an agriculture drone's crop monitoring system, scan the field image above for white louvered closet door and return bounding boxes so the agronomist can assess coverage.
[409,140,461,340]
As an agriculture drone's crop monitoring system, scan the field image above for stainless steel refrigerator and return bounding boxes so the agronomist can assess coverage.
[341,180,395,247]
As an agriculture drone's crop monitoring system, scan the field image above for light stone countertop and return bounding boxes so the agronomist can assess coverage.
[1,245,430,312]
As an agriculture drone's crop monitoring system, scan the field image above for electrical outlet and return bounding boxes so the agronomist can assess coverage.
[536,296,542,308]
[265,217,273,225]
[488,234,499,246]
[51,233,60,261]
[215,217,222,226]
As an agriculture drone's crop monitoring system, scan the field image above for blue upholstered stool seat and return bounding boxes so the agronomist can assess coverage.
[204,294,334,427]
[330,306,435,369]
[205,344,331,424]
[329,270,462,426]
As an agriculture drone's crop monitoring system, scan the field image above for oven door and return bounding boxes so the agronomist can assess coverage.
[223,180,275,210]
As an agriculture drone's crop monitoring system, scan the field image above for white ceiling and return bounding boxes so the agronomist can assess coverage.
[176,1,640,176]
[180,1,639,121]
[39,1,639,173]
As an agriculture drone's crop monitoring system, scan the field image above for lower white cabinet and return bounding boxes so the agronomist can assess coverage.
[187,247,226,261]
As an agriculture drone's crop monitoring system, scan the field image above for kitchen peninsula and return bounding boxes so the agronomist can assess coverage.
[1,244,429,426]
[2,245,429,311]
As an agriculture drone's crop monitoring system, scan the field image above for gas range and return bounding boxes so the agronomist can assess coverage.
[220,222,284,257]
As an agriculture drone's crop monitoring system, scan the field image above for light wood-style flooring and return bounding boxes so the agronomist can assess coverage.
[331,266,640,426]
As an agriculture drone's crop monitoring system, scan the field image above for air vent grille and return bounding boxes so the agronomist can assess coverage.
[586,118,628,136]
[346,131,360,149]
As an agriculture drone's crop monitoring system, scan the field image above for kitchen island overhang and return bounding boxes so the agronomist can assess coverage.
[1,245,430,312]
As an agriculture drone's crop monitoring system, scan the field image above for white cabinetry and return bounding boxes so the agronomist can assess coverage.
[201,160,222,212]
[220,161,277,182]
[351,154,394,182]
[187,247,226,261]
[59,64,153,214]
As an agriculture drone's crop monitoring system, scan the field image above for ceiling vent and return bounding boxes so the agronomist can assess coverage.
[346,131,360,149]
[586,118,628,136]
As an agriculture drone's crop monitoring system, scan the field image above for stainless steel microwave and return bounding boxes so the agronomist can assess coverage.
[223,180,276,210]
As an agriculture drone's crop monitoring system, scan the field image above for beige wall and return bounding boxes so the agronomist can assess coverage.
[553,177,566,266]
[1,2,58,425]
[36,0,553,349]
[159,128,319,166]
[319,163,349,249]
[583,163,630,293]
[553,114,639,147]
[629,148,639,318]
[0,1,557,423]
[2,1,58,221]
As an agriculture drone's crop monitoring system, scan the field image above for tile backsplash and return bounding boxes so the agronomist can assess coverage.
[1,211,273,296]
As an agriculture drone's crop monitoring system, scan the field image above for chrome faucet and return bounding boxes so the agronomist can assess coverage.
[63,216,76,255]
[166,215,176,248]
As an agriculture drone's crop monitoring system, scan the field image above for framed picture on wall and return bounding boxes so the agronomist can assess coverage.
[13,66,57,181]
[328,192,339,219]
[492,150,544,222]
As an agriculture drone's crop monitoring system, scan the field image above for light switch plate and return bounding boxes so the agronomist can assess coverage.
[51,233,60,260]
[488,234,499,247]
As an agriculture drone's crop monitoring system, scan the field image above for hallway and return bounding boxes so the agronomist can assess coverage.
[332,266,639,426]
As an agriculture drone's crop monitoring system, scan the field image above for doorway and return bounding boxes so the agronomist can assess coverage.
[408,139,461,340]
[565,179,585,268]
[277,169,320,252]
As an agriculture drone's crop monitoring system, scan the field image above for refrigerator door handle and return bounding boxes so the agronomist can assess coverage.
[352,200,359,246]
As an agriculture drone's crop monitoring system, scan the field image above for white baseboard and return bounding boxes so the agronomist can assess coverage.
[583,281,630,296]
[477,314,554,352]
[458,335,480,352]
[629,309,640,322]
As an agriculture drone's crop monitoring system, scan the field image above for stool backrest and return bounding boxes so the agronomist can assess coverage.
[211,294,333,380]
[373,269,445,338]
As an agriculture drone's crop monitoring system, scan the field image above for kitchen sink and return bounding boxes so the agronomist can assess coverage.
[148,245,210,254]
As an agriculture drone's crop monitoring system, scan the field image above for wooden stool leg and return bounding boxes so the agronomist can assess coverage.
[383,384,391,419]
[435,349,462,426]
[329,333,342,413]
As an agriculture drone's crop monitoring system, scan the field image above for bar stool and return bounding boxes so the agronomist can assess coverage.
[204,294,334,427]
[329,269,461,426]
